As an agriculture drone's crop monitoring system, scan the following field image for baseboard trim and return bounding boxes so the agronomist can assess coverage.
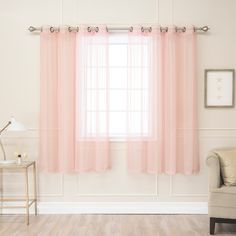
[1,202,208,214]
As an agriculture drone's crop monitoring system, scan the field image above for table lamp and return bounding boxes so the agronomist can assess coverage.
[0,117,26,164]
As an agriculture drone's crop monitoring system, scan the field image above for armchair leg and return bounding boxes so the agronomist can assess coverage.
[209,217,236,234]
[210,218,215,235]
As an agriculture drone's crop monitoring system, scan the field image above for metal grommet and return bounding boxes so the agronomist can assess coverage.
[68,26,72,32]
[160,27,166,33]
[50,26,54,33]
[87,26,91,32]
[162,27,168,33]
[141,27,152,33]
[76,27,79,32]
[129,26,133,32]
[182,27,186,33]
[95,27,99,32]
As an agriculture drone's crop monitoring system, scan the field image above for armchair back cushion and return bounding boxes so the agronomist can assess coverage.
[214,149,236,186]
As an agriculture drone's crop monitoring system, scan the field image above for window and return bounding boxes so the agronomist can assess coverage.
[78,34,151,138]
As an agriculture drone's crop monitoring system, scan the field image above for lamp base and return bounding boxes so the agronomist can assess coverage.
[0,160,16,164]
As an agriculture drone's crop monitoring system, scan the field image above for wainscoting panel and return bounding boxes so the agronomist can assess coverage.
[76,146,158,196]
[1,129,236,201]
[38,173,64,198]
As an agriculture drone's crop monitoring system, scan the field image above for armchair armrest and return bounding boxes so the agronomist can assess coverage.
[206,152,222,190]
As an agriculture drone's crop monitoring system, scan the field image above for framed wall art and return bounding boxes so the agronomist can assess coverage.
[205,69,235,108]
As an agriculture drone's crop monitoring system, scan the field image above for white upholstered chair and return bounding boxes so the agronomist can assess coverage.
[206,148,236,235]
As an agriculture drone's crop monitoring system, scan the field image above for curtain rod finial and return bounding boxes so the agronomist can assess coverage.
[202,26,209,32]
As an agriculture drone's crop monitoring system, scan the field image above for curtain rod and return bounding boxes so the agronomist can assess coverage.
[28,25,209,33]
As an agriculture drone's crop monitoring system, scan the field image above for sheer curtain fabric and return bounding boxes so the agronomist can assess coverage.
[40,26,76,172]
[127,26,198,174]
[40,25,110,172]
[40,25,198,174]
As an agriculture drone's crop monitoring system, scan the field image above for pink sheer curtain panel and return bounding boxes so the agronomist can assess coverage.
[40,25,110,172]
[75,25,111,171]
[40,26,76,172]
[127,26,199,174]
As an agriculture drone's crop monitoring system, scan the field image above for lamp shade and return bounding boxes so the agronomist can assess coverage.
[7,117,26,131]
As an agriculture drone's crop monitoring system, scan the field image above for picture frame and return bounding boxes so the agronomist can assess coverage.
[204,69,235,108]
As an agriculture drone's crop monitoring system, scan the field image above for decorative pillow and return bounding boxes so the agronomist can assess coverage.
[214,149,236,186]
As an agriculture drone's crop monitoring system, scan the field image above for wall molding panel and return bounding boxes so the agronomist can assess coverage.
[75,173,159,197]
[2,130,236,199]
[38,174,64,197]
[169,176,208,198]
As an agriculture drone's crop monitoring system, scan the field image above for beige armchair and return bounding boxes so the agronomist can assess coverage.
[206,149,236,235]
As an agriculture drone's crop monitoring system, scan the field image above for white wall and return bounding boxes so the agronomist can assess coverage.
[0,0,236,206]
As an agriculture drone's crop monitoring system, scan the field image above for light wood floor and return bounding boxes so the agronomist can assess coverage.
[0,214,236,236]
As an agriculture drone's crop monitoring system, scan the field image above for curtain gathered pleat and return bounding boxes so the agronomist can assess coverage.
[75,26,111,172]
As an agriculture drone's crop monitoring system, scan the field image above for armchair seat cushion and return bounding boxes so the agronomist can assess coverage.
[209,185,236,219]
[210,185,236,207]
